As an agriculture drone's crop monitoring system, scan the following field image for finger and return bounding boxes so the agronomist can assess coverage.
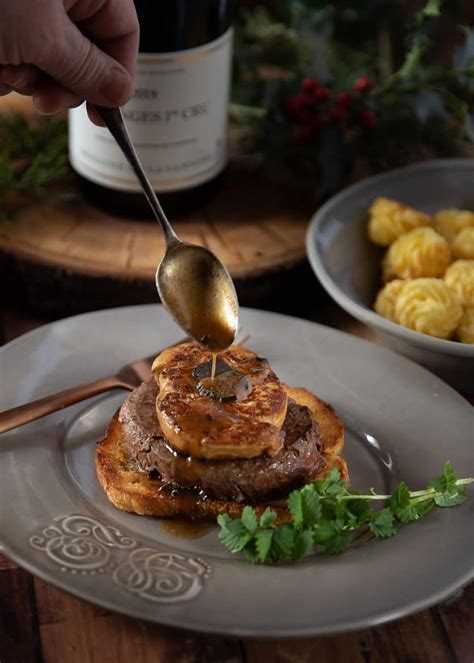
[32,77,82,114]
[35,14,134,107]
[86,102,105,127]
[67,0,140,76]
[0,64,40,95]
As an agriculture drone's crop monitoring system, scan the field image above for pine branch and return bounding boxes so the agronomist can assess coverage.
[0,114,68,210]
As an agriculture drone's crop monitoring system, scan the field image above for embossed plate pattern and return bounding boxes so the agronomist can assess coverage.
[0,305,473,636]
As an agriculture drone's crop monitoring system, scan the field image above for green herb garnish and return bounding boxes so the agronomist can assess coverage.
[217,462,473,564]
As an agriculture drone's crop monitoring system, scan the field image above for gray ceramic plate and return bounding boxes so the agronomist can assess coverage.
[306,159,474,392]
[0,305,473,637]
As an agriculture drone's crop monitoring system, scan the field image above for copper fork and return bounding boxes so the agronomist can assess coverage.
[0,334,249,434]
[0,352,160,434]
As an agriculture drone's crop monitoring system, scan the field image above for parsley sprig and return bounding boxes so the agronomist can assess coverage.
[217,462,473,564]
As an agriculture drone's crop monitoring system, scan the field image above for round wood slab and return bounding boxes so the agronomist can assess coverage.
[0,95,313,315]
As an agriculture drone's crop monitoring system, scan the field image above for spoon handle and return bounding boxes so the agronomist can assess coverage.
[92,105,179,245]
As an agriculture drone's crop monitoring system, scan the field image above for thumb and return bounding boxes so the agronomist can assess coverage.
[36,19,134,107]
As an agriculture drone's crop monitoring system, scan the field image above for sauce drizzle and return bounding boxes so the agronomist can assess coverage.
[160,518,214,539]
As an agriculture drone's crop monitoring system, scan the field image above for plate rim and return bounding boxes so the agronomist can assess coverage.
[1,536,473,639]
[1,304,473,637]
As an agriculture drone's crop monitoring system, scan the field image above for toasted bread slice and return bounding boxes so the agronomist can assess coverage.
[96,387,347,522]
[152,342,288,460]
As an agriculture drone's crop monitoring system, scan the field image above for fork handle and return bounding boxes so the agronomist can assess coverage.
[0,376,132,434]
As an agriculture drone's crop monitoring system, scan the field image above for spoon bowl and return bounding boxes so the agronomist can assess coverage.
[157,241,239,351]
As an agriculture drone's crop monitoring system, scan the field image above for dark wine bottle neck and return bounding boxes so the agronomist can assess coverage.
[134,0,235,53]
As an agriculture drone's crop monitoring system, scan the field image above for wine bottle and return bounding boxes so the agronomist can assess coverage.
[68,0,235,217]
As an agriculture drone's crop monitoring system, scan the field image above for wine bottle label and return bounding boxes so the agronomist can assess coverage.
[69,28,233,192]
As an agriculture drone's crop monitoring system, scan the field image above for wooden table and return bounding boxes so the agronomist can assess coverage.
[1,305,473,663]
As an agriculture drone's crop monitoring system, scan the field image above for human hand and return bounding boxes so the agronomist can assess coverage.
[0,0,139,122]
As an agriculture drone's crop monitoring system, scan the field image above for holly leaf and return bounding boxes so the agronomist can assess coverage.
[423,0,441,17]
[395,38,429,81]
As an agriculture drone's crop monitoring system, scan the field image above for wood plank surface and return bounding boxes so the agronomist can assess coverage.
[0,169,309,279]
[33,577,242,663]
[0,562,42,663]
[244,609,458,663]
[436,584,474,663]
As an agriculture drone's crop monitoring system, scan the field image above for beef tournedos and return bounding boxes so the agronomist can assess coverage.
[119,380,325,503]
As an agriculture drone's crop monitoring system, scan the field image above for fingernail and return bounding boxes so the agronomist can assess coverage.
[99,66,132,105]
[32,94,60,115]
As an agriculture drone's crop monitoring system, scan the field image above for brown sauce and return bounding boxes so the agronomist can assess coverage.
[210,352,217,380]
[194,356,251,402]
[177,405,240,431]
[197,315,237,353]
[161,439,205,485]
[160,518,214,539]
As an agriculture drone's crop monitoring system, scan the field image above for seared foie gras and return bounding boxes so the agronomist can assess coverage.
[151,343,288,460]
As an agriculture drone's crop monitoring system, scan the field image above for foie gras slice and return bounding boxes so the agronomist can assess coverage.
[151,342,288,460]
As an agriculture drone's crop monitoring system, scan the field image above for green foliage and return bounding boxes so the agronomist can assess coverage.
[233,0,474,199]
[217,463,473,565]
[0,114,68,208]
[2,1,474,208]
[240,7,311,71]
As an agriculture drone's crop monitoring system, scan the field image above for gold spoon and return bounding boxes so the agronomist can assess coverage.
[93,106,239,352]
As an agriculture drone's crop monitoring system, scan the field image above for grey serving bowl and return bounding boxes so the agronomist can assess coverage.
[306,159,474,393]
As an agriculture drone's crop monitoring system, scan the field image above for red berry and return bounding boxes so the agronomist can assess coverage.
[295,93,313,109]
[358,109,377,129]
[283,96,298,117]
[353,76,375,92]
[337,91,354,108]
[284,94,311,119]
[314,86,331,103]
[296,109,316,126]
[292,125,314,144]
[309,119,323,140]
[329,105,348,124]
[301,77,319,94]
